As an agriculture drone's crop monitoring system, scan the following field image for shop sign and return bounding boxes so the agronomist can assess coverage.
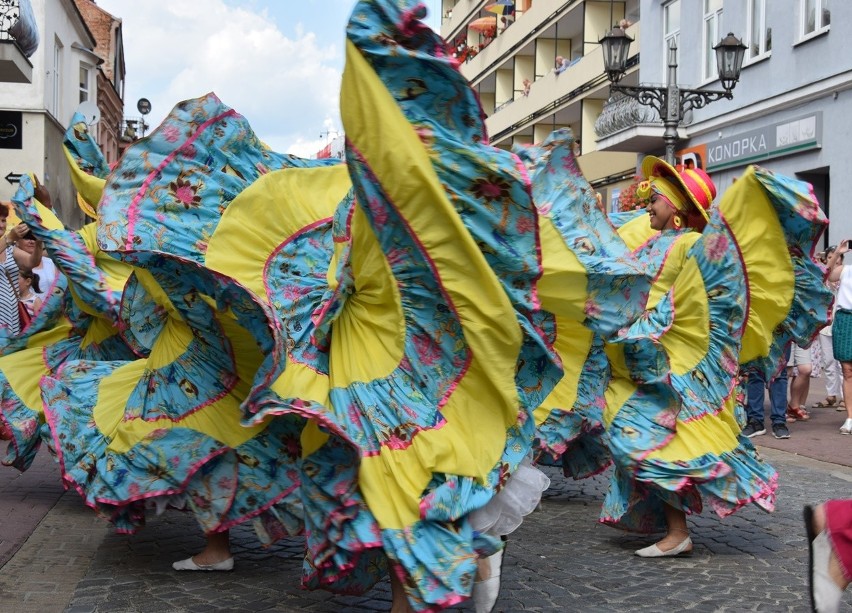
[704,112,821,172]
[0,111,22,150]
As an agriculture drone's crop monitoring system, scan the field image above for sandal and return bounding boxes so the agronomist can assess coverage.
[812,396,838,408]
[786,405,810,422]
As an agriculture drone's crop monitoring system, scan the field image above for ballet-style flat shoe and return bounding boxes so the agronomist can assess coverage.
[805,505,844,613]
[634,536,693,558]
[472,548,504,613]
[172,556,234,571]
[810,531,843,612]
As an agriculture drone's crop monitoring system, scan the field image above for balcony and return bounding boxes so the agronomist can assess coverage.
[466,18,639,144]
[0,0,36,84]
[594,92,688,153]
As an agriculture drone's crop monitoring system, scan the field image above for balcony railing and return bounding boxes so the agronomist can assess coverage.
[594,92,661,140]
[120,117,150,142]
[0,0,38,57]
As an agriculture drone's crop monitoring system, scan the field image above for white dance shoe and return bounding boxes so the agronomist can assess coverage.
[810,531,843,612]
[172,556,234,571]
[472,549,504,613]
[634,536,693,558]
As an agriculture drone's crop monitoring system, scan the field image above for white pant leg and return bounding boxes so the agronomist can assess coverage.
[819,333,843,398]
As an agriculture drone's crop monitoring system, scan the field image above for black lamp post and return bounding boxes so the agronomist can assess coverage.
[599,27,746,165]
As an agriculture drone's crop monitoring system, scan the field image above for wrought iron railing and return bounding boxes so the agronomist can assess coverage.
[119,118,150,142]
[594,91,661,140]
[0,0,19,38]
[0,0,38,57]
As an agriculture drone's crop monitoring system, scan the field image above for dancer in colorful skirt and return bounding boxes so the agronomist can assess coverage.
[599,156,831,556]
[805,500,852,612]
[28,4,652,613]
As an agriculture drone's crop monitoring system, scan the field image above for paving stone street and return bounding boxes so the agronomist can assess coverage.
[1,380,851,612]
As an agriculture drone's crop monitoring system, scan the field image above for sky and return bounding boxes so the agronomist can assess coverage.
[94,0,442,157]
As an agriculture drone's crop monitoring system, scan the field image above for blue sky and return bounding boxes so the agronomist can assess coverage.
[95,0,441,156]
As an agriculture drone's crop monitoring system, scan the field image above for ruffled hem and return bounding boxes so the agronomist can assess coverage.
[44,361,307,540]
[534,409,611,480]
[600,441,777,533]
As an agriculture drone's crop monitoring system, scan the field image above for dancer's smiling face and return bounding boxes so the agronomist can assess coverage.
[646,192,678,231]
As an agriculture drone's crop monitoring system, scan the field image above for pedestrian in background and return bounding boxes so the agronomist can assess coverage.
[825,240,852,434]
[787,343,813,422]
[743,346,791,439]
[813,246,845,411]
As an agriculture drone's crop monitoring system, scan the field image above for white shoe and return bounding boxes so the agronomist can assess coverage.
[840,418,852,434]
[472,549,504,613]
[635,536,693,558]
[172,556,234,571]
[811,532,843,613]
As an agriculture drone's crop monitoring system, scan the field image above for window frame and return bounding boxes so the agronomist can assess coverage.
[746,0,771,62]
[663,0,681,77]
[702,0,724,83]
[800,0,830,41]
[52,38,63,118]
[79,63,91,103]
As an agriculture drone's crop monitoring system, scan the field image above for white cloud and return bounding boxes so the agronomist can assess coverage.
[97,0,444,157]
[99,0,346,157]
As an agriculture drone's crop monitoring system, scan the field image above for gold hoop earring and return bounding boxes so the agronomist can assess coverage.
[673,215,683,229]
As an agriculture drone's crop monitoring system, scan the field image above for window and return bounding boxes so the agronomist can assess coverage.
[802,0,830,37]
[79,64,90,103]
[703,0,723,81]
[663,1,680,73]
[747,0,771,59]
[52,39,63,118]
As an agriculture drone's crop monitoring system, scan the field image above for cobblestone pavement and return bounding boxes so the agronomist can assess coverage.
[0,451,65,567]
[1,448,849,612]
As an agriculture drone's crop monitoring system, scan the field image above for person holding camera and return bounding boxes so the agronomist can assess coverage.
[825,239,852,434]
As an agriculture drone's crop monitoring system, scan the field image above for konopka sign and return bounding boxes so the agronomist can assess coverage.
[705,112,821,171]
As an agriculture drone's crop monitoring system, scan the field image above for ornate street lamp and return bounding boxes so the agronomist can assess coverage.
[600,27,633,84]
[714,32,747,92]
[599,27,746,165]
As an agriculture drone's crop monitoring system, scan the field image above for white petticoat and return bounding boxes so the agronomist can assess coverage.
[469,457,551,536]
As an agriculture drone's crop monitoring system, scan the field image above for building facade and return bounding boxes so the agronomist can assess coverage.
[0,0,100,227]
[73,0,125,167]
[597,0,848,245]
[439,0,640,199]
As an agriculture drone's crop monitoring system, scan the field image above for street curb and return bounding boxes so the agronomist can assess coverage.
[757,445,852,478]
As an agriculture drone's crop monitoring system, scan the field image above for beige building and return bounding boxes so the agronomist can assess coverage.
[440,0,641,204]
[0,0,100,227]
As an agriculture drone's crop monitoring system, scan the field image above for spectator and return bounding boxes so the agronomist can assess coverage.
[522,78,531,96]
[17,269,41,319]
[742,345,791,439]
[825,240,852,434]
[787,343,813,422]
[16,228,58,301]
[554,56,570,74]
[0,203,44,335]
[813,246,845,410]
